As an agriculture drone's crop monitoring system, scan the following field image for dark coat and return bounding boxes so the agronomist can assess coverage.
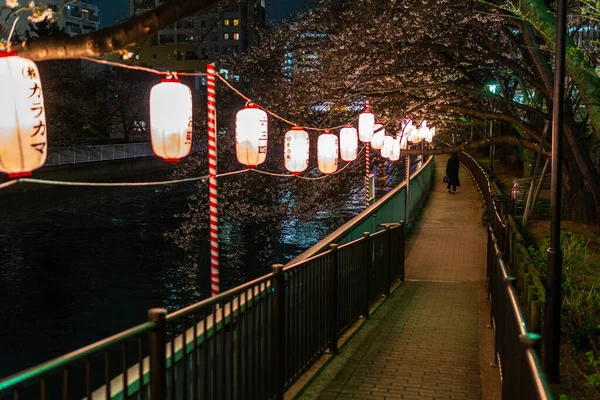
[445,157,461,186]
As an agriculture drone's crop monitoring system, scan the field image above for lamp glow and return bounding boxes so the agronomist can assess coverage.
[358,104,374,142]
[284,127,309,174]
[339,125,358,161]
[381,135,394,159]
[371,123,385,149]
[235,102,268,167]
[0,52,47,178]
[150,77,193,162]
[317,130,339,174]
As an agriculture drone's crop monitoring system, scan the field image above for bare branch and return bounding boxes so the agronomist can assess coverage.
[13,0,231,61]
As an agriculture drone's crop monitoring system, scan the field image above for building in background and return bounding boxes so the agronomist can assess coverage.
[128,0,265,70]
[0,0,100,38]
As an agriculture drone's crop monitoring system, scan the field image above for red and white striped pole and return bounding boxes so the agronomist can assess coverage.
[207,63,219,296]
[365,143,370,207]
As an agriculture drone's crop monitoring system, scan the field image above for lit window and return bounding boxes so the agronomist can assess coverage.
[233,19,239,26]
[223,19,230,26]
[233,33,239,40]
[224,33,230,40]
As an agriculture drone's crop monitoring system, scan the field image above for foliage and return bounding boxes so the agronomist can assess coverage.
[526,232,600,348]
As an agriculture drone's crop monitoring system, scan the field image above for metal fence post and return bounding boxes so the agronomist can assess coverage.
[328,244,339,354]
[380,224,393,296]
[148,308,167,400]
[363,232,372,319]
[399,222,405,282]
[271,264,285,400]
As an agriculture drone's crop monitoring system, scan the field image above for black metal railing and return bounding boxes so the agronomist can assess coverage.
[460,152,554,400]
[0,223,406,400]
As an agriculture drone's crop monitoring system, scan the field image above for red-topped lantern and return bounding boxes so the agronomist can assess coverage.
[0,52,47,178]
[358,102,375,142]
[317,130,339,174]
[235,102,268,167]
[284,127,309,174]
[371,122,385,150]
[339,125,358,161]
[390,137,401,161]
[150,75,193,162]
[381,135,394,159]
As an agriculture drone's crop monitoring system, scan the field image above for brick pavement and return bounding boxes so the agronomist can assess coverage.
[299,156,494,400]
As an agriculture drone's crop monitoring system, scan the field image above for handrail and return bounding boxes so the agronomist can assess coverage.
[0,155,430,399]
[461,151,553,400]
[289,155,434,264]
[0,321,155,393]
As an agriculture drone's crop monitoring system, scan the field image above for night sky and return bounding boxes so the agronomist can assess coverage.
[97,0,310,27]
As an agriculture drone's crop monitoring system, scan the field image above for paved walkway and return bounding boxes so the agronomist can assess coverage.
[300,156,497,400]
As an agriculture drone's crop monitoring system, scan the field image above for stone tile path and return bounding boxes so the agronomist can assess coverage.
[300,156,495,400]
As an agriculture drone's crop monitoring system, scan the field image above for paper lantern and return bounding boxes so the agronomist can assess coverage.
[371,122,385,149]
[358,104,374,142]
[317,130,339,174]
[150,77,192,162]
[339,125,358,161]
[426,127,436,143]
[381,135,394,159]
[235,102,268,167]
[399,133,409,150]
[389,138,401,161]
[284,127,309,174]
[0,52,47,178]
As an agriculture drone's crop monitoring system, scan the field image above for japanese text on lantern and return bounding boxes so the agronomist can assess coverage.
[23,64,47,156]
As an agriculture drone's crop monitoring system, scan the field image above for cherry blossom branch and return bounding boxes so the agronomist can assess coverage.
[403,136,548,156]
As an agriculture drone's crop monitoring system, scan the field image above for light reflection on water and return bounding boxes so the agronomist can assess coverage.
[0,161,411,378]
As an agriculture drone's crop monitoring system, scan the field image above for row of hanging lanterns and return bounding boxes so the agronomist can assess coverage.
[0,50,436,178]
[233,101,436,175]
[0,51,196,177]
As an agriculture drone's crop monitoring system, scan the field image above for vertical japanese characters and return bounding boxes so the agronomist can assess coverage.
[0,53,47,178]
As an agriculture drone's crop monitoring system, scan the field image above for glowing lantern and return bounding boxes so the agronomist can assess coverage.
[284,127,309,174]
[235,102,268,167]
[399,133,409,150]
[317,130,339,174]
[339,125,358,161]
[0,52,47,178]
[358,103,375,142]
[150,76,192,162]
[371,122,385,149]
[389,138,401,161]
[426,127,436,143]
[381,135,394,159]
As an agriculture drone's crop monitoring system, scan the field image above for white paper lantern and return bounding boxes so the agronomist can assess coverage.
[284,127,309,174]
[389,138,401,161]
[235,102,268,167]
[381,135,394,159]
[358,105,374,142]
[399,133,409,150]
[371,123,385,149]
[339,125,358,161]
[0,52,47,178]
[150,77,193,162]
[317,131,339,174]
[426,127,436,143]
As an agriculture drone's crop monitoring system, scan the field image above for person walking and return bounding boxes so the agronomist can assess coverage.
[445,153,461,194]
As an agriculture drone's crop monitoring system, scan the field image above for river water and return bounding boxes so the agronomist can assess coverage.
[0,162,410,379]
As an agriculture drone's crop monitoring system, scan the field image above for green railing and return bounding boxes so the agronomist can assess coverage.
[290,155,434,262]
[0,156,434,400]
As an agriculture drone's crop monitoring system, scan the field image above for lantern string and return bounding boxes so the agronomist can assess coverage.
[0,180,17,189]
[74,57,360,132]
[215,74,356,132]
[80,57,209,76]
[249,145,365,180]
[5,169,250,188]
